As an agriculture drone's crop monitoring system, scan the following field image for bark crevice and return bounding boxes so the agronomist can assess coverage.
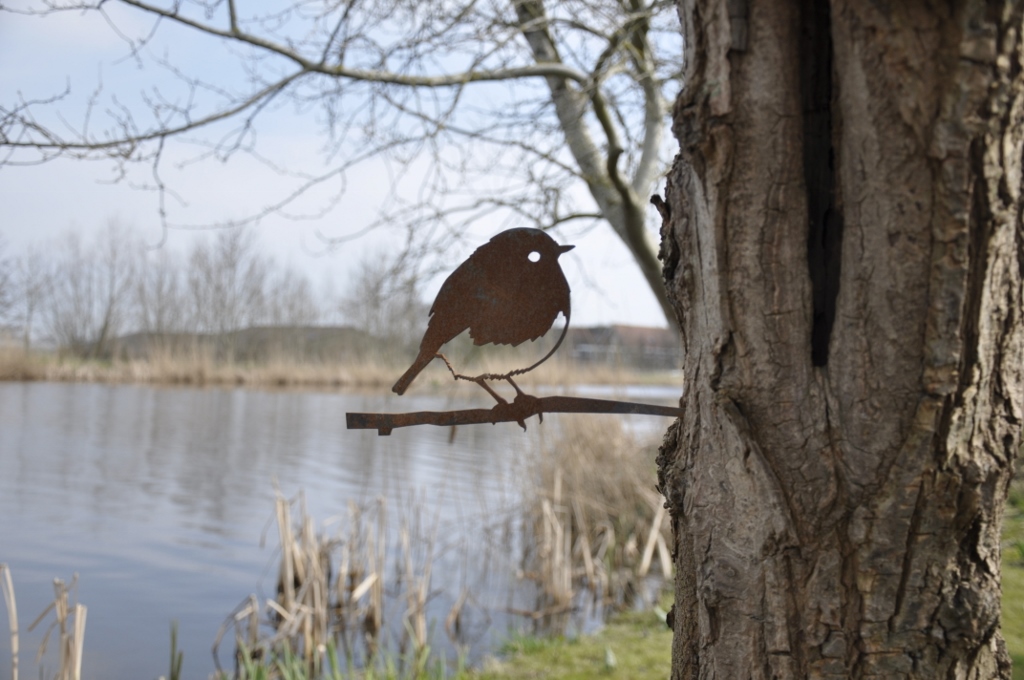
[889,476,928,634]
[954,138,996,413]
[799,0,843,367]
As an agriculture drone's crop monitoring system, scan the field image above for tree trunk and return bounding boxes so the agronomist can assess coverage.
[657,1,1024,677]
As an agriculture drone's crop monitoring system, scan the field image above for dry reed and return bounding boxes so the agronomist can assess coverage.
[1,563,18,680]
[1,567,93,680]
[394,498,441,676]
[0,349,46,382]
[0,346,678,391]
[215,492,341,676]
[26,576,87,680]
[217,490,455,678]
[519,416,671,631]
[213,422,674,673]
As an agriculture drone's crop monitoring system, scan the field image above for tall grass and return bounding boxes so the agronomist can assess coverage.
[518,416,671,633]
[215,491,459,679]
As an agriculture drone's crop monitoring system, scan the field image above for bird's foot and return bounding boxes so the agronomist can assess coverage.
[505,377,542,424]
[471,376,543,429]
[490,391,543,431]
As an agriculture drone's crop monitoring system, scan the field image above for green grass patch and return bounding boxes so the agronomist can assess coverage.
[1006,490,1024,680]
[1004,556,1024,680]
[471,609,672,680]
[196,607,671,679]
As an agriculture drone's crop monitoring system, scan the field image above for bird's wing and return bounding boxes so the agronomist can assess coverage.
[469,273,569,346]
[421,257,482,349]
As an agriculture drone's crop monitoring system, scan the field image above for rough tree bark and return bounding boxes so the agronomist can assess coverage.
[656,1,1024,678]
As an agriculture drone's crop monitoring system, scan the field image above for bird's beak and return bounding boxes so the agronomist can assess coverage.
[557,244,575,255]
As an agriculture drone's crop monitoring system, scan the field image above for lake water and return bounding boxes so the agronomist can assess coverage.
[0,381,676,679]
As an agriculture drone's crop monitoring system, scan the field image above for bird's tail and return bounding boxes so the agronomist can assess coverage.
[391,350,435,395]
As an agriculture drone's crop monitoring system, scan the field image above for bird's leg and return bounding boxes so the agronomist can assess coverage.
[504,375,525,397]
[504,375,543,424]
[473,377,508,405]
[436,352,457,376]
[439,353,507,402]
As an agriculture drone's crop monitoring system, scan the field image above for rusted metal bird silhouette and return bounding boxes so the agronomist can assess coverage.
[347,227,683,435]
[392,227,574,401]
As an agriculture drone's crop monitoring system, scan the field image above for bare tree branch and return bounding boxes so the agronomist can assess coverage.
[0,0,682,326]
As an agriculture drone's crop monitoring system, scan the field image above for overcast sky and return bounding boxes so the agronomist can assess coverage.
[0,3,671,328]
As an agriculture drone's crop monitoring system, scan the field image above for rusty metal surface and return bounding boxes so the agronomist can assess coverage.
[347,227,682,434]
[391,227,573,395]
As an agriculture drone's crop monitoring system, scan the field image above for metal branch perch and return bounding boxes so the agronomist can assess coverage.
[346,394,683,436]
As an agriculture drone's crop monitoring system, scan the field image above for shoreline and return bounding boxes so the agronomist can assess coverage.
[0,349,681,392]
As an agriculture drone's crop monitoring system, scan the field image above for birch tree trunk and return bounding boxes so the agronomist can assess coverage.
[657,1,1024,677]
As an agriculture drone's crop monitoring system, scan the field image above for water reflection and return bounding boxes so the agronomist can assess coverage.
[0,381,675,679]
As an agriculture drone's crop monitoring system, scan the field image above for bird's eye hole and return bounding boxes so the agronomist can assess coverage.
[528,251,541,263]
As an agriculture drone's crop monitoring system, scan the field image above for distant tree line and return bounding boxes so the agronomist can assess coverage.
[0,224,679,369]
[0,223,425,360]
